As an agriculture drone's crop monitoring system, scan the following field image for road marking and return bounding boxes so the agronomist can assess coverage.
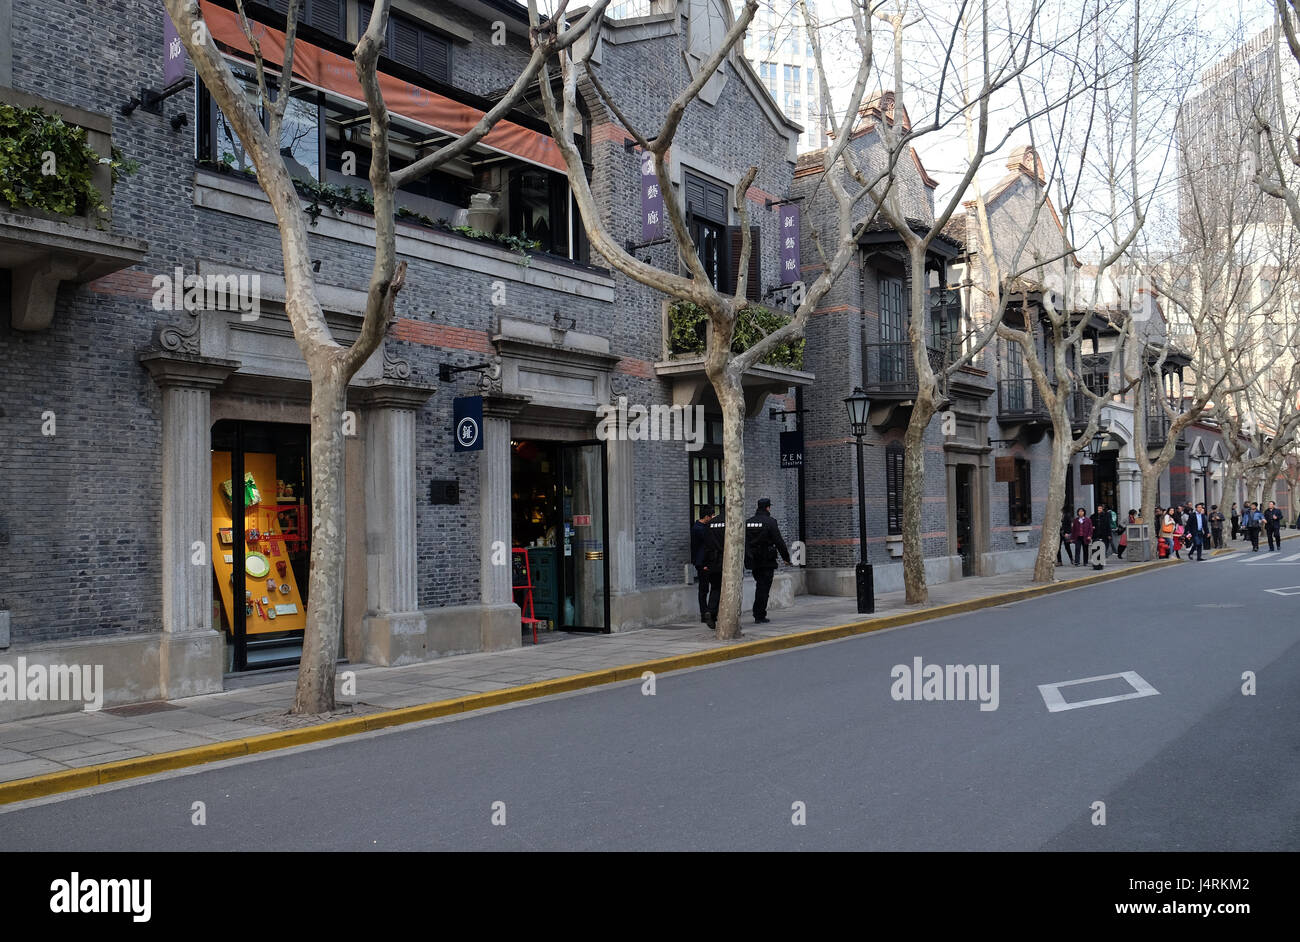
[1037,671,1160,713]
[1282,552,1300,562]
[1206,553,1242,562]
[1264,585,1300,597]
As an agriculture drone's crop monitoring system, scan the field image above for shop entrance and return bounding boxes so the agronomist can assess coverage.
[211,420,312,672]
[1095,453,1119,512]
[955,464,975,577]
[511,439,610,634]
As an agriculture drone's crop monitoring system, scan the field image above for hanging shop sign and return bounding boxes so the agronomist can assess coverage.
[779,204,801,285]
[995,455,1016,483]
[453,396,484,452]
[641,152,665,243]
[780,429,804,468]
[164,11,187,87]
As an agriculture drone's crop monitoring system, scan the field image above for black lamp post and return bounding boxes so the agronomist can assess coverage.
[1193,453,1211,507]
[844,387,875,614]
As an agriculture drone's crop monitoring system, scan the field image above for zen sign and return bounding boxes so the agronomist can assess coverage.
[780,429,804,468]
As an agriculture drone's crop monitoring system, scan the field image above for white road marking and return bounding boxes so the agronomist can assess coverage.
[1282,552,1300,562]
[1264,586,1300,597]
[1206,553,1242,562]
[1038,671,1160,713]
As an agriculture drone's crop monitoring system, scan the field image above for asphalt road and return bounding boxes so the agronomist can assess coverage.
[4,546,1299,851]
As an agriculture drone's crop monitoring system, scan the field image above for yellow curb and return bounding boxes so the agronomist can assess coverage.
[0,556,1177,807]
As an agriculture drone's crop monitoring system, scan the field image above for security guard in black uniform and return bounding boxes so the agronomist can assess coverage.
[745,497,790,623]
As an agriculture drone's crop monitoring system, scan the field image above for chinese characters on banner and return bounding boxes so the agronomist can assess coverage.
[779,204,801,284]
[641,152,664,243]
[164,12,187,87]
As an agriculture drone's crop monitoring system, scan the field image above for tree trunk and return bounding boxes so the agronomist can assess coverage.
[714,368,748,640]
[1139,469,1160,563]
[901,398,933,603]
[292,360,350,714]
[1033,412,1072,581]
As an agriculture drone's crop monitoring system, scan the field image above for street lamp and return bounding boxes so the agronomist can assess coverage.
[843,387,875,614]
[1193,453,1211,506]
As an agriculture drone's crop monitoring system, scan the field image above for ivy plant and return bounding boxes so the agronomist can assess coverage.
[0,104,135,222]
[668,299,805,369]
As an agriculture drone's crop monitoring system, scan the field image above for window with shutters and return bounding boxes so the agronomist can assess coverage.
[685,171,729,292]
[259,0,346,40]
[357,3,452,84]
[1008,458,1032,526]
[878,276,907,384]
[886,442,905,535]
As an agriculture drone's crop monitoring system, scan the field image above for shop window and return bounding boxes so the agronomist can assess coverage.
[886,442,904,535]
[508,166,572,258]
[201,69,321,184]
[1008,458,1032,526]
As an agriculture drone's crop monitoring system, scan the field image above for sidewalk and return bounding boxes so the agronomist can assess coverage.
[0,550,1196,802]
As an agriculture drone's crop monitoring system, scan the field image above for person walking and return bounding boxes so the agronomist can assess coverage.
[1116,509,1138,559]
[1159,506,1179,559]
[1190,502,1212,561]
[1058,509,1075,565]
[1209,505,1225,549]
[1244,502,1262,552]
[1230,502,1240,541]
[1070,507,1093,566]
[691,505,722,629]
[1091,503,1114,557]
[1264,500,1284,551]
[744,498,791,624]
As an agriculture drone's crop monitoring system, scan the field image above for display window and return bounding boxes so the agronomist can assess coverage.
[210,420,312,672]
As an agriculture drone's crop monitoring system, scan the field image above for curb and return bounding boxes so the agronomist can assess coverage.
[0,557,1177,806]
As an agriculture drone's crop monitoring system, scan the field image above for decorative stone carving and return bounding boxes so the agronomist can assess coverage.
[382,342,412,380]
[155,310,201,355]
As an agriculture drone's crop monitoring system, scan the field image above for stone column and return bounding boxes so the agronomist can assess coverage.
[352,379,435,666]
[141,351,238,698]
[479,395,528,650]
[605,436,637,595]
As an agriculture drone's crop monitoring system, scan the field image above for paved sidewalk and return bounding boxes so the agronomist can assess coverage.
[0,550,1189,794]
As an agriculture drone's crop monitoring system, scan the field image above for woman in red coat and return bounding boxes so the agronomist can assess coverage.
[1070,507,1093,566]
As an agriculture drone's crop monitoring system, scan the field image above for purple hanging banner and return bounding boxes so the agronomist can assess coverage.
[164,12,187,87]
[779,204,801,284]
[640,152,664,243]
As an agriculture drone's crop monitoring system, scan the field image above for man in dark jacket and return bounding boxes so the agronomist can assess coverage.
[1230,502,1240,540]
[1209,505,1225,548]
[1091,504,1113,557]
[1189,502,1212,561]
[1244,502,1262,552]
[744,498,791,624]
[1264,500,1284,551]
[691,505,722,627]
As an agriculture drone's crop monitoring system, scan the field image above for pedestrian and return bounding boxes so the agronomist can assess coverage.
[1116,509,1137,559]
[744,498,791,624]
[1159,506,1179,559]
[1189,502,1211,561]
[1091,503,1113,557]
[1264,500,1283,551]
[1209,504,1224,549]
[1058,509,1075,565]
[1230,502,1240,540]
[691,505,722,629]
[1070,507,1093,566]
[1244,502,1262,552]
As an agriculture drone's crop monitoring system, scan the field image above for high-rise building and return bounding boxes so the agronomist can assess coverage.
[734,1,829,152]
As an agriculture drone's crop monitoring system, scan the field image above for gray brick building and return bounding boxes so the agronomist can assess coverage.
[0,0,818,719]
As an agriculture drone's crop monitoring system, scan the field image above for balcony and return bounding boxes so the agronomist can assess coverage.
[0,87,147,330]
[1146,407,1172,449]
[861,342,947,399]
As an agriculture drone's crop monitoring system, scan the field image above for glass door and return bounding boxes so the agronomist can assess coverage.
[558,441,610,632]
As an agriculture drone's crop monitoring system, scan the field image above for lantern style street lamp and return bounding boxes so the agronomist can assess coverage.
[1193,452,1211,506]
[843,387,875,614]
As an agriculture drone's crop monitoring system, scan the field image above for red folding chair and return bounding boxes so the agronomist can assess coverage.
[513,548,545,644]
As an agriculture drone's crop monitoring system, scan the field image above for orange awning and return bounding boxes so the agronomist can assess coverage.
[197,0,565,172]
